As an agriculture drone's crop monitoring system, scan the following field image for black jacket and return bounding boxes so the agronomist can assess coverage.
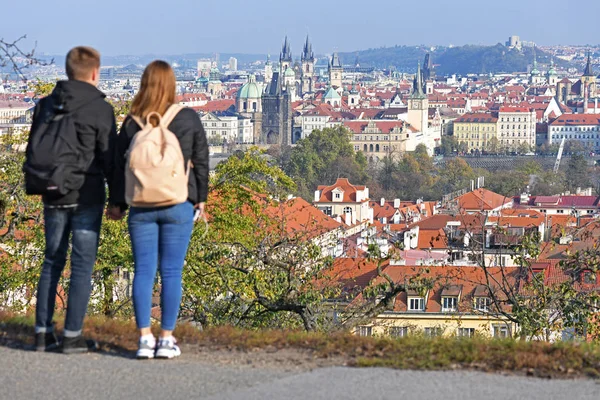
[110,107,209,209]
[30,80,117,206]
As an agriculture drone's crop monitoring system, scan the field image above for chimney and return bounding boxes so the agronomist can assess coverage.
[583,84,589,114]
[345,213,352,226]
[394,198,400,208]
[471,180,475,191]
[380,198,385,206]
[382,217,387,224]
[314,190,321,202]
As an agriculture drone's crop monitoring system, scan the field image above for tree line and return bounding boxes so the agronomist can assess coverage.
[268,127,598,202]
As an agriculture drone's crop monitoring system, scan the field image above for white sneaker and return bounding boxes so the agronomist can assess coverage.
[136,336,156,360]
[155,337,181,359]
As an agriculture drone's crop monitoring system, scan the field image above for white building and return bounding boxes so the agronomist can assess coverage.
[497,106,537,151]
[228,57,238,72]
[200,111,254,144]
[548,114,600,151]
[313,177,373,225]
[0,101,33,125]
[300,105,343,139]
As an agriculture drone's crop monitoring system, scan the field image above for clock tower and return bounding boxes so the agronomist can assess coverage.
[407,63,429,135]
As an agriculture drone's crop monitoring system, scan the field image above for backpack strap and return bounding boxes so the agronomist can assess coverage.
[160,104,185,128]
[130,115,144,128]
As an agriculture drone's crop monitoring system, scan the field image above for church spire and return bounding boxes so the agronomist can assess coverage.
[584,50,594,77]
[301,35,313,62]
[411,63,426,99]
[280,36,292,63]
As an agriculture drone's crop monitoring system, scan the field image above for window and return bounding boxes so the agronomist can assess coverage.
[323,206,332,216]
[408,297,425,311]
[457,328,475,338]
[389,326,408,338]
[343,206,353,216]
[492,324,511,338]
[474,297,490,312]
[358,326,372,337]
[424,327,442,337]
[442,297,457,312]
[335,193,341,200]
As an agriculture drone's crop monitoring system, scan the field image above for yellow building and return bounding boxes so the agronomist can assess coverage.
[349,265,515,338]
[454,112,498,153]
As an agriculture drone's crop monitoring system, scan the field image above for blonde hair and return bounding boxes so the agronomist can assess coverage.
[65,46,100,80]
[130,60,176,125]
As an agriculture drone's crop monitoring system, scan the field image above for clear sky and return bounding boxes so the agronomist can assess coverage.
[4,0,599,56]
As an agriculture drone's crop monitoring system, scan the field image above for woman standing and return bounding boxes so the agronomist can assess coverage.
[110,60,208,359]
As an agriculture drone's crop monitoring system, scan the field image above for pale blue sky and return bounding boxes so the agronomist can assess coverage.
[5,0,599,56]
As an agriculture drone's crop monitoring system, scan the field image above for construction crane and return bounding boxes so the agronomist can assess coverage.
[553,137,566,174]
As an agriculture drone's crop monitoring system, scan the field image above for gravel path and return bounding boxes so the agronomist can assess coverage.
[2,346,599,400]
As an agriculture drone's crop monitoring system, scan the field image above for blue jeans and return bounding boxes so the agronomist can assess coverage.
[128,201,194,331]
[35,204,103,335]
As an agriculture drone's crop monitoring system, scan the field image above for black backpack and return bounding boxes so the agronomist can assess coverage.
[23,99,87,196]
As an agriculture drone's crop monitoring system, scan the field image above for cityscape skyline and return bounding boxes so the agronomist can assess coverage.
[5,0,600,56]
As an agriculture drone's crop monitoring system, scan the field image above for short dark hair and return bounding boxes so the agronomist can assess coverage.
[65,46,100,80]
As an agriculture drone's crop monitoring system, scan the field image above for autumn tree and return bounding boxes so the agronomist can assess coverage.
[566,154,591,191]
[438,135,458,156]
[434,157,476,197]
[285,126,368,200]
[181,148,342,330]
[0,35,51,80]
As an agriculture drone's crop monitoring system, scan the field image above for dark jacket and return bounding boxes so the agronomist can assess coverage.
[110,107,209,209]
[30,80,117,206]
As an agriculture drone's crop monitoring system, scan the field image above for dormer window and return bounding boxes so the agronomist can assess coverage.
[441,297,457,312]
[474,297,490,312]
[408,297,425,311]
[441,285,462,313]
[332,188,344,202]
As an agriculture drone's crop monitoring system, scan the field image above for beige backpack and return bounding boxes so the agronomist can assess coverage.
[125,104,190,207]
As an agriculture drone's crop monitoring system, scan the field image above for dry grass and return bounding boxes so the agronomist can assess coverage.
[1,310,600,379]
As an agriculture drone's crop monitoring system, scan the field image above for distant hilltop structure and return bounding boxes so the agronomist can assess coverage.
[506,35,536,50]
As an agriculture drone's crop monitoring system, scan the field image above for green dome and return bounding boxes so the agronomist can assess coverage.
[323,86,341,100]
[284,68,296,78]
[237,77,262,99]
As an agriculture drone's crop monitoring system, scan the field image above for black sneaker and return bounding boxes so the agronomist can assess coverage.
[35,331,60,352]
[62,336,99,354]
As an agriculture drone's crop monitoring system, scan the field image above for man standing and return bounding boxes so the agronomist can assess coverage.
[25,46,117,353]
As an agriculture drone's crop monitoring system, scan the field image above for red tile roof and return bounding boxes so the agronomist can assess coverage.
[316,178,367,203]
[549,114,600,126]
[455,113,498,123]
[264,197,343,239]
[499,106,533,113]
[456,189,512,211]
[194,99,235,112]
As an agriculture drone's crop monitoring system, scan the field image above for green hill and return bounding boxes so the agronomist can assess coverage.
[341,44,571,75]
